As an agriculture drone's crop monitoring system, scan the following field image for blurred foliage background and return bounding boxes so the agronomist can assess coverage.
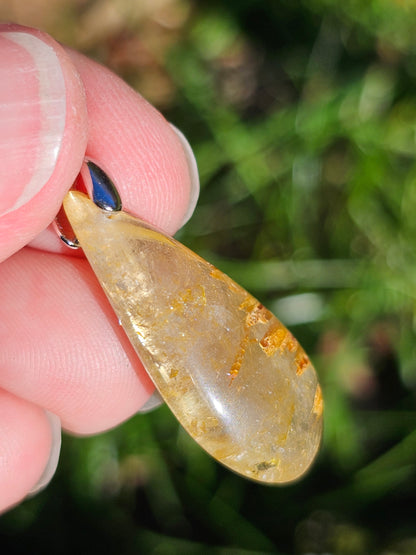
[2,0,416,553]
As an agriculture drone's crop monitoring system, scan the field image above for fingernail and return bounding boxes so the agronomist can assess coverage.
[169,123,200,226]
[137,390,163,413]
[28,411,62,496]
[0,29,66,216]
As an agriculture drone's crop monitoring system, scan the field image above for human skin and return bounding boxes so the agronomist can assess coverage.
[0,23,199,511]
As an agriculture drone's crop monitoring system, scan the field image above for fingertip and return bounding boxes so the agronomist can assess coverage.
[0,390,54,513]
[137,390,163,413]
[0,249,156,435]
[67,50,198,235]
[169,123,200,227]
[0,24,88,262]
[27,411,61,497]
[29,47,201,255]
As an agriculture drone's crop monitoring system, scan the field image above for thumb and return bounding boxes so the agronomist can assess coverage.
[0,24,88,262]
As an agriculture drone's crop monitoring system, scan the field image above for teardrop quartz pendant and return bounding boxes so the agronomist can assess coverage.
[64,191,323,484]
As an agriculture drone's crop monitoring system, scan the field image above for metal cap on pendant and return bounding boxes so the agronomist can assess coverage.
[87,161,121,212]
[54,160,121,248]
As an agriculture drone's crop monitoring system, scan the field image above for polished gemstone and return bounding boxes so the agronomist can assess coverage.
[64,192,323,484]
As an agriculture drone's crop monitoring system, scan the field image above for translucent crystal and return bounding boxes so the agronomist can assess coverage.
[64,192,323,484]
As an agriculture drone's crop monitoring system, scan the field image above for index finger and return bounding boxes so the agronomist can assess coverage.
[0,42,199,434]
[30,49,199,254]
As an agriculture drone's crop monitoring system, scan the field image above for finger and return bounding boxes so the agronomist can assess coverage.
[0,389,54,513]
[0,24,88,262]
[71,49,199,234]
[0,248,154,434]
[27,411,61,497]
[1,39,200,433]
[29,49,199,254]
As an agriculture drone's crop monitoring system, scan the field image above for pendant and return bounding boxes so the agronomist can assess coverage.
[59,161,323,484]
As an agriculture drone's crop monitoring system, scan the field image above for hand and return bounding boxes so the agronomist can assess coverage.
[0,23,199,512]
